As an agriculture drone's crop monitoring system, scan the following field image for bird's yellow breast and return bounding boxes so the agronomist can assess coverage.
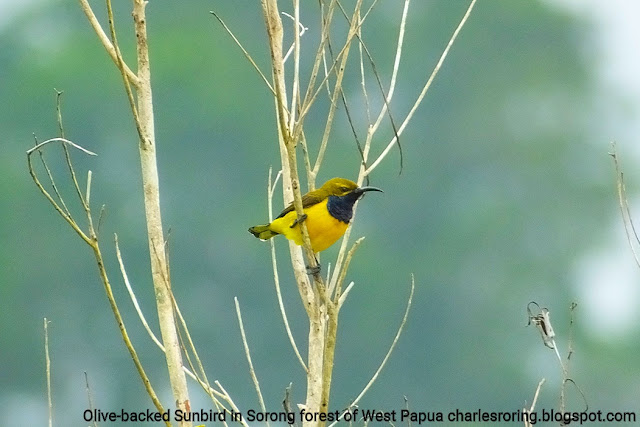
[268,198,349,253]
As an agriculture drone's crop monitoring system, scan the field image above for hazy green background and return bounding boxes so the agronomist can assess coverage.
[2,0,640,425]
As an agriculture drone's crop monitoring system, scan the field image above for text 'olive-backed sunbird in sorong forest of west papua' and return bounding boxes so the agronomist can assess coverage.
[249,178,383,253]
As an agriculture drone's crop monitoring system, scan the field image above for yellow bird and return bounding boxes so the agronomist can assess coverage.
[249,177,383,253]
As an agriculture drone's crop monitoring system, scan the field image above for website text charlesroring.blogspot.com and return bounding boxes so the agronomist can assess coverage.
[83,407,638,425]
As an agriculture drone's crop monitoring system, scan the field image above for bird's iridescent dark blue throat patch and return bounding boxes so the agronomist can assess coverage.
[327,192,360,223]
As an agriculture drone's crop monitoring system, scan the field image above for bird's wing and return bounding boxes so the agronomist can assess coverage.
[275,189,325,219]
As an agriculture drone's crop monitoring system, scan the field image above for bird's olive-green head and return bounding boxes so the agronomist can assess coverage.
[319,177,383,198]
[320,178,360,197]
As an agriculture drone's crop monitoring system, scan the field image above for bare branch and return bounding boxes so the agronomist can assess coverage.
[610,142,640,267]
[523,378,545,427]
[44,318,53,427]
[330,236,364,299]
[56,90,89,213]
[337,281,354,308]
[210,10,275,95]
[234,298,269,421]
[330,275,415,426]
[84,372,98,427]
[365,0,477,175]
[34,137,72,217]
[117,234,234,413]
[27,141,93,245]
[77,0,139,86]
[282,11,308,63]
[267,168,308,371]
[115,234,164,350]
[215,380,250,427]
[28,137,97,156]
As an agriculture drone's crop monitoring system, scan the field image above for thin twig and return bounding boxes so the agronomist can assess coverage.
[91,242,169,423]
[210,10,275,94]
[28,137,97,156]
[282,11,308,64]
[77,0,139,86]
[283,383,298,427]
[215,380,250,427]
[285,3,302,141]
[29,138,167,422]
[172,302,230,416]
[85,171,93,213]
[330,237,364,299]
[28,143,93,245]
[56,90,89,212]
[334,0,402,174]
[84,372,98,427]
[337,281,354,308]
[118,226,235,412]
[365,0,477,175]
[44,318,53,427]
[312,0,365,184]
[523,378,545,427]
[105,0,145,144]
[35,138,72,217]
[610,143,640,267]
[234,298,269,423]
[329,275,415,426]
[268,168,308,371]
[115,234,164,350]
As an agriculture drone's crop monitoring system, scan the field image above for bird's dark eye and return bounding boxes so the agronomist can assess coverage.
[340,186,349,192]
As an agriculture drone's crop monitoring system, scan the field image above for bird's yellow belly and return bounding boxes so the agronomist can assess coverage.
[269,199,349,252]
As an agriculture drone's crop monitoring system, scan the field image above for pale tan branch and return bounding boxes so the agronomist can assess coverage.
[365,0,477,176]
[171,293,230,411]
[330,236,364,299]
[29,127,166,424]
[27,142,93,245]
[77,0,139,87]
[234,298,269,420]
[610,143,640,268]
[329,275,415,426]
[215,380,250,427]
[56,91,89,214]
[286,3,302,135]
[116,234,232,410]
[28,137,97,156]
[320,298,338,418]
[84,373,98,427]
[369,0,409,135]
[524,378,545,427]
[358,25,371,123]
[130,0,192,418]
[115,234,164,350]
[210,10,275,94]
[35,139,71,217]
[337,281,354,308]
[90,242,168,422]
[106,0,145,143]
[44,318,53,427]
[267,168,308,371]
[282,10,308,64]
[312,0,364,177]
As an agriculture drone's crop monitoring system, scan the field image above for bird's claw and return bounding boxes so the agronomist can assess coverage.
[306,264,321,276]
[290,213,308,228]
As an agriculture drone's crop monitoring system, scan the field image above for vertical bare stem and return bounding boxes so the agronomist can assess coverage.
[234,298,269,422]
[44,318,53,427]
[132,0,191,420]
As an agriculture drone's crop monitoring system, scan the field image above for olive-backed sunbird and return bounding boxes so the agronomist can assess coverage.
[249,177,383,252]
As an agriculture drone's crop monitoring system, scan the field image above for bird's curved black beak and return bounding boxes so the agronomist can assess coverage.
[354,186,383,195]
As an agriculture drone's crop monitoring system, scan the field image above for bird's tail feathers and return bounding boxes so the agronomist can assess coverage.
[248,224,279,241]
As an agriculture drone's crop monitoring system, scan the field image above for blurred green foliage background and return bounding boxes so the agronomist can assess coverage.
[2,0,639,425]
